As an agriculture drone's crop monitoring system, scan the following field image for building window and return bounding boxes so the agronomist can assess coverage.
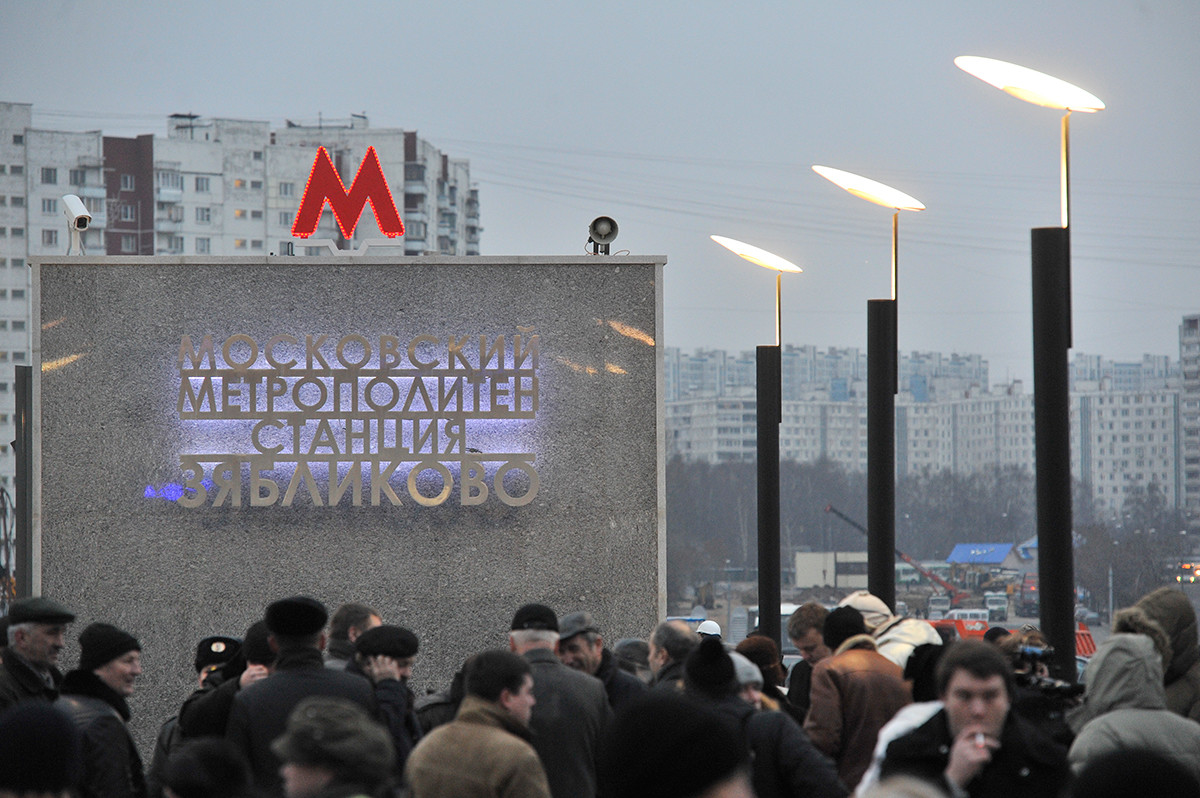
[234,239,247,249]
[234,179,246,188]
[253,151,263,161]
[69,168,86,186]
[10,196,22,208]
[10,165,22,175]
[41,198,58,214]
[11,290,24,300]
[250,180,263,190]
[195,176,210,192]
[250,210,263,220]
[234,209,246,219]
[120,174,135,191]
[11,259,23,268]
[304,246,323,256]
[251,239,263,250]
[11,321,24,331]
[279,211,293,226]
[121,234,137,253]
[0,197,5,206]
[170,236,184,253]
[279,182,295,197]
[11,135,22,145]
[42,229,57,246]
[120,204,137,222]
[41,167,57,184]
[195,207,211,224]
[196,237,210,254]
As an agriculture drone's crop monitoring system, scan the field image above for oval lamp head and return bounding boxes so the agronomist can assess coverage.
[811,166,925,211]
[710,235,802,273]
[954,55,1105,112]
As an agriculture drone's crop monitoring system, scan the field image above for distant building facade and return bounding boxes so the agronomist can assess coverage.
[1182,315,1200,529]
[666,343,1190,520]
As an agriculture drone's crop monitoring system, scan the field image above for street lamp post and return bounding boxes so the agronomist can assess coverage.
[956,55,1104,682]
[812,166,924,611]
[711,235,802,648]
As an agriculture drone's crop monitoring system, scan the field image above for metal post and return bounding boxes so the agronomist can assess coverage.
[14,365,32,599]
[867,299,897,609]
[757,344,782,647]
[1032,226,1075,681]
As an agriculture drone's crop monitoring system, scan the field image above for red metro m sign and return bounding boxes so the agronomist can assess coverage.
[291,146,405,239]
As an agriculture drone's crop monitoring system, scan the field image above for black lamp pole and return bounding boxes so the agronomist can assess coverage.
[867,299,897,609]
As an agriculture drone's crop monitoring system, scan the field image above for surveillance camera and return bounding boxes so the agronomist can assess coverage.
[62,194,91,231]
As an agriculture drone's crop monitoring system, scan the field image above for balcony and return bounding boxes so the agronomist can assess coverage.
[155,186,183,203]
[77,185,107,200]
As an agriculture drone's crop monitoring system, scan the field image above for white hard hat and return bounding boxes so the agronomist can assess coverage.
[696,619,722,637]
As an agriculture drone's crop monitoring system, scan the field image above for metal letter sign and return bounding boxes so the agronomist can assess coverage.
[291,146,405,239]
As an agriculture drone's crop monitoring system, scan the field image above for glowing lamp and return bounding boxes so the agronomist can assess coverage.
[710,235,802,273]
[955,55,1104,227]
[811,166,925,212]
[811,166,923,303]
[954,56,1104,112]
[710,235,801,346]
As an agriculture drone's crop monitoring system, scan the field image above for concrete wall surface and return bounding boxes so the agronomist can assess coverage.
[33,254,665,749]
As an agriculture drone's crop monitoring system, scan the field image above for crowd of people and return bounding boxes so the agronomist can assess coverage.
[3,585,1200,798]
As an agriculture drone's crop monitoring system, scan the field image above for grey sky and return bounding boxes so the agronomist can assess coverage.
[4,1,1198,384]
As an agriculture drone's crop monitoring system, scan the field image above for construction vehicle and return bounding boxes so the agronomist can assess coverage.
[824,504,973,608]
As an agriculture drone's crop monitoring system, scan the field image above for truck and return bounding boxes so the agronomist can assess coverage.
[984,591,1009,622]
[1017,573,1039,617]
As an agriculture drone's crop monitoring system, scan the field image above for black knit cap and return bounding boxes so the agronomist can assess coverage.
[600,692,747,798]
[194,636,242,673]
[265,596,328,637]
[0,702,83,792]
[511,603,559,632]
[242,620,275,665]
[7,595,75,625]
[355,625,419,659]
[823,605,866,650]
[79,622,141,672]
[684,636,737,696]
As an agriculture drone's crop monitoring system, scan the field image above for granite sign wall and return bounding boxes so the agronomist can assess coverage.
[33,255,665,747]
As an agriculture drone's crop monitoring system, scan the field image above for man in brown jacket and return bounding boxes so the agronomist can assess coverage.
[406,649,551,798]
[804,605,911,791]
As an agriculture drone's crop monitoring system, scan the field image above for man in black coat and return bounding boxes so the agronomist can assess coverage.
[0,596,75,711]
[225,596,377,798]
[509,603,611,798]
[648,619,697,692]
[879,639,1069,798]
[557,611,647,711]
[684,636,848,798]
[56,622,146,798]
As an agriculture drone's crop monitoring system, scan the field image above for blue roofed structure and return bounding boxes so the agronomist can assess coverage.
[946,543,1014,565]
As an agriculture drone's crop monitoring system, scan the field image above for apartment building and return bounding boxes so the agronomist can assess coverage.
[1181,315,1200,528]
[101,113,479,257]
[665,343,1189,518]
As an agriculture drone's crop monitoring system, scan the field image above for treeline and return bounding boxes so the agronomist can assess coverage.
[666,457,1186,608]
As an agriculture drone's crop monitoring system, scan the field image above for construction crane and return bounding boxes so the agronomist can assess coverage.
[824,504,971,605]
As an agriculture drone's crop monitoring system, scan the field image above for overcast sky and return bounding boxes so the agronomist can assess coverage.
[4,1,1198,384]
